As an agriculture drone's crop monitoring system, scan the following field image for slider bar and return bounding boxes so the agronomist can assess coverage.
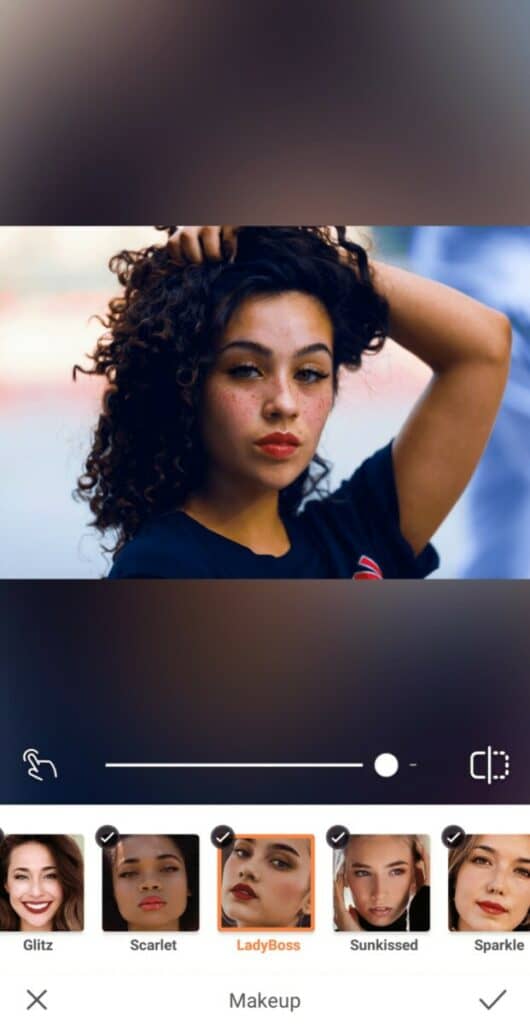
[105,761,365,769]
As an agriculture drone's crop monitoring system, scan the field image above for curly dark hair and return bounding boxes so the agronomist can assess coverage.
[74,226,389,556]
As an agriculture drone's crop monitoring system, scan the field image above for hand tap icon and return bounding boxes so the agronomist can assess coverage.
[22,748,59,782]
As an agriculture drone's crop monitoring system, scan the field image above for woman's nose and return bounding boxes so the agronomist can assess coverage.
[238,862,258,881]
[372,877,387,898]
[140,876,162,891]
[487,870,507,894]
[27,879,45,897]
[263,376,298,419]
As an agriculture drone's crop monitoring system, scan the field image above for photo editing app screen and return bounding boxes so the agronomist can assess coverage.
[2,582,530,1023]
[1,226,530,1021]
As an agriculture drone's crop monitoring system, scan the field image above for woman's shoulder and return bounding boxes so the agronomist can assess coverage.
[107,512,210,579]
[298,442,439,580]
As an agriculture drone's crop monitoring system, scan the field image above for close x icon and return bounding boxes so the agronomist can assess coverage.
[26,988,47,1011]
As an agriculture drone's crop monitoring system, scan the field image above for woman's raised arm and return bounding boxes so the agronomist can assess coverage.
[371,260,512,555]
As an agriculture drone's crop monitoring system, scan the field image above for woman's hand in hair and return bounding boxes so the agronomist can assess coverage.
[333,866,362,931]
[414,839,430,889]
[168,226,238,264]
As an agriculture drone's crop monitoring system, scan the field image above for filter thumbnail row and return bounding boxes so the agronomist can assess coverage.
[1,832,528,933]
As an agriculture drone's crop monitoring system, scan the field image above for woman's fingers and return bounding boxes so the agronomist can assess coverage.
[200,226,224,262]
[221,225,238,261]
[347,907,363,931]
[180,227,207,263]
[418,841,430,886]
[168,226,237,264]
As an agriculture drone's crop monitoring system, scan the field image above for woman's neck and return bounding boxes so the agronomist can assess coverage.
[182,480,290,556]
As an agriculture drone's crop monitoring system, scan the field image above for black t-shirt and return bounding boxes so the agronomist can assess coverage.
[356,885,431,932]
[108,442,439,580]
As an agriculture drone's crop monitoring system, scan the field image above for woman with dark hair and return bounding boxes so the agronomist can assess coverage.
[448,835,530,932]
[102,834,199,931]
[0,834,84,931]
[76,226,511,579]
[220,835,313,930]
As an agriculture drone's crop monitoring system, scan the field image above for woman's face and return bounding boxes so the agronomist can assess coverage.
[454,835,530,932]
[222,837,312,929]
[112,836,189,931]
[201,291,335,497]
[345,836,415,927]
[5,842,63,931]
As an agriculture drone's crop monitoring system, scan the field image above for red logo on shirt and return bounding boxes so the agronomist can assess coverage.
[353,554,383,580]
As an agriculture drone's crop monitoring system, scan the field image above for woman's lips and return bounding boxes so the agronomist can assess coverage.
[230,884,257,901]
[22,901,53,915]
[138,897,167,911]
[476,900,507,916]
[369,906,393,916]
[255,433,301,460]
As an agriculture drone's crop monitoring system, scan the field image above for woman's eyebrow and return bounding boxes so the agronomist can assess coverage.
[350,859,407,868]
[267,843,300,857]
[118,853,183,865]
[13,865,55,872]
[473,844,530,865]
[220,340,332,358]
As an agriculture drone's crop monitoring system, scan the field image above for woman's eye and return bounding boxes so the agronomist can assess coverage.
[270,858,292,870]
[295,368,330,383]
[470,856,490,866]
[353,870,370,878]
[227,364,261,379]
[389,868,406,876]
[515,868,530,879]
[161,865,179,873]
[118,870,138,879]
[43,873,58,881]
[234,847,251,859]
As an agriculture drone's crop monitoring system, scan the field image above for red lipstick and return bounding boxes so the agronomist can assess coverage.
[139,897,167,911]
[22,902,53,915]
[255,432,301,459]
[476,901,507,915]
[230,884,257,901]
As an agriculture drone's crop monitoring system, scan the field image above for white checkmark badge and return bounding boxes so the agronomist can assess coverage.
[332,832,346,844]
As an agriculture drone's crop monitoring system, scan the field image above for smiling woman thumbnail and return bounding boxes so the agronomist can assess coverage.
[102,834,199,931]
[449,834,530,931]
[0,834,84,931]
